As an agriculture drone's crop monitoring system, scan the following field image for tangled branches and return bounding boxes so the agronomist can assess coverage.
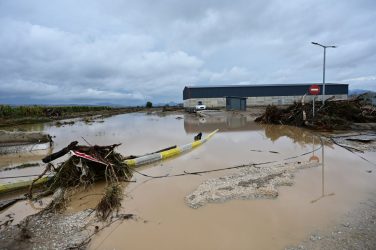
[96,184,123,220]
[255,96,376,130]
[29,143,132,219]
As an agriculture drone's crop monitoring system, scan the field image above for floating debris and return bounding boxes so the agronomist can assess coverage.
[54,120,75,127]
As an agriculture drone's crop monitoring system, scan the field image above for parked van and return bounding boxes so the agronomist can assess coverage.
[195,101,206,111]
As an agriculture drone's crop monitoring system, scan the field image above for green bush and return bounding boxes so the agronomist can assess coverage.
[146,101,153,108]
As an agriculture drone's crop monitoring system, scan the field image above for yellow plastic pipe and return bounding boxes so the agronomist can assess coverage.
[0,130,218,194]
[124,129,219,167]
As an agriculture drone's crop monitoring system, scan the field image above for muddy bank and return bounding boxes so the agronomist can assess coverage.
[1,112,376,250]
[328,132,376,152]
[0,130,52,155]
[0,209,92,249]
[351,122,376,131]
[0,130,50,144]
[0,106,174,127]
[0,207,142,250]
[286,197,376,250]
[186,161,320,208]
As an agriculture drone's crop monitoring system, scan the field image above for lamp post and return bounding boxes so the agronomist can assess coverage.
[311,42,336,104]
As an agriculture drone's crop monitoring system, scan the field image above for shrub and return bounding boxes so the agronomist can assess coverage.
[146,101,153,108]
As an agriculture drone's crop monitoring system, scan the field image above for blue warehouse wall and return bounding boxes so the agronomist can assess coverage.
[183,83,348,100]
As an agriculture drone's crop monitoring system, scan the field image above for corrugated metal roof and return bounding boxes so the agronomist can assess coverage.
[183,83,348,100]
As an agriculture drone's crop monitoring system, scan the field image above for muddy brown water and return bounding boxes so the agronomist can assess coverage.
[1,112,375,249]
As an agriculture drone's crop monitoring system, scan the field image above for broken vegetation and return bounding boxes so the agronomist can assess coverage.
[29,142,132,220]
[255,95,376,130]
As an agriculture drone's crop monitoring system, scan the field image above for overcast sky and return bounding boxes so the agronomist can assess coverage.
[0,0,375,105]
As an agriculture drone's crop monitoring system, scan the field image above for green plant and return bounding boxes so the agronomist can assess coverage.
[146,101,153,108]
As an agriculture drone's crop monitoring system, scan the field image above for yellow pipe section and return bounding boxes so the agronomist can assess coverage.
[0,129,219,194]
[124,129,219,167]
[0,176,50,194]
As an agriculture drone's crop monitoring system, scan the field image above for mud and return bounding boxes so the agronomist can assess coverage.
[0,209,93,249]
[0,112,375,250]
[351,122,376,131]
[0,130,51,155]
[0,130,50,144]
[330,132,376,152]
[287,197,376,250]
[186,161,320,208]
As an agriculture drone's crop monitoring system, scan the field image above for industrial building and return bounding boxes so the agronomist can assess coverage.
[183,83,348,110]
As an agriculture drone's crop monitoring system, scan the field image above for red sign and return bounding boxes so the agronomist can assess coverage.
[309,84,320,95]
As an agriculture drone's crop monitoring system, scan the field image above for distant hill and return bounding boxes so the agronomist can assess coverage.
[154,101,182,107]
[94,102,128,107]
[349,89,372,96]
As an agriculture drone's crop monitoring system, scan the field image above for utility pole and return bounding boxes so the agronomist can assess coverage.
[311,42,336,104]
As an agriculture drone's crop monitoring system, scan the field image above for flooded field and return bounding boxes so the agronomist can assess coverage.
[1,112,375,249]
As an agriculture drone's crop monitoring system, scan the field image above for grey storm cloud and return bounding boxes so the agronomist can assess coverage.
[0,0,375,105]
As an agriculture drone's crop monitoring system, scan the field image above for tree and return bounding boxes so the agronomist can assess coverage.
[146,101,153,108]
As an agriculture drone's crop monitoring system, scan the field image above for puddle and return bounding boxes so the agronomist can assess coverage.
[0,112,375,249]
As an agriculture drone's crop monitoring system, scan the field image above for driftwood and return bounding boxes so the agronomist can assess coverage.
[42,141,78,163]
[30,142,131,220]
[42,142,121,163]
[255,96,376,130]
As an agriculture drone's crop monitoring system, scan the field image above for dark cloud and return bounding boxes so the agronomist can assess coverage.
[0,0,375,105]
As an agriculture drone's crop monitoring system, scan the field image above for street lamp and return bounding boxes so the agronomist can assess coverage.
[311,42,336,104]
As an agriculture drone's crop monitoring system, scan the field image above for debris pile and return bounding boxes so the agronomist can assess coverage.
[29,142,132,219]
[186,161,320,208]
[255,96,376,130]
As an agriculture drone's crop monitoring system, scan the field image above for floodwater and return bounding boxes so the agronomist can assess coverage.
[1,112,376,249]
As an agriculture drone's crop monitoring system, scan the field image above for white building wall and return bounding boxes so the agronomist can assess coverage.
[184,98,226,108]
[184,95,348,108]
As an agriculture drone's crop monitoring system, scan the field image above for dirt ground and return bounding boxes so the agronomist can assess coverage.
[0,209,93,249]
[286,197,376,250]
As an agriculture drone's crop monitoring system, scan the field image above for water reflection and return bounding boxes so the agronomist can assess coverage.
[0,113,334,203]
[262,124,317,146]
[311,141,335,203]
[184,113,328,147]
[184,113,259,133]
[309,137,320,163]
[184,112,335,204]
